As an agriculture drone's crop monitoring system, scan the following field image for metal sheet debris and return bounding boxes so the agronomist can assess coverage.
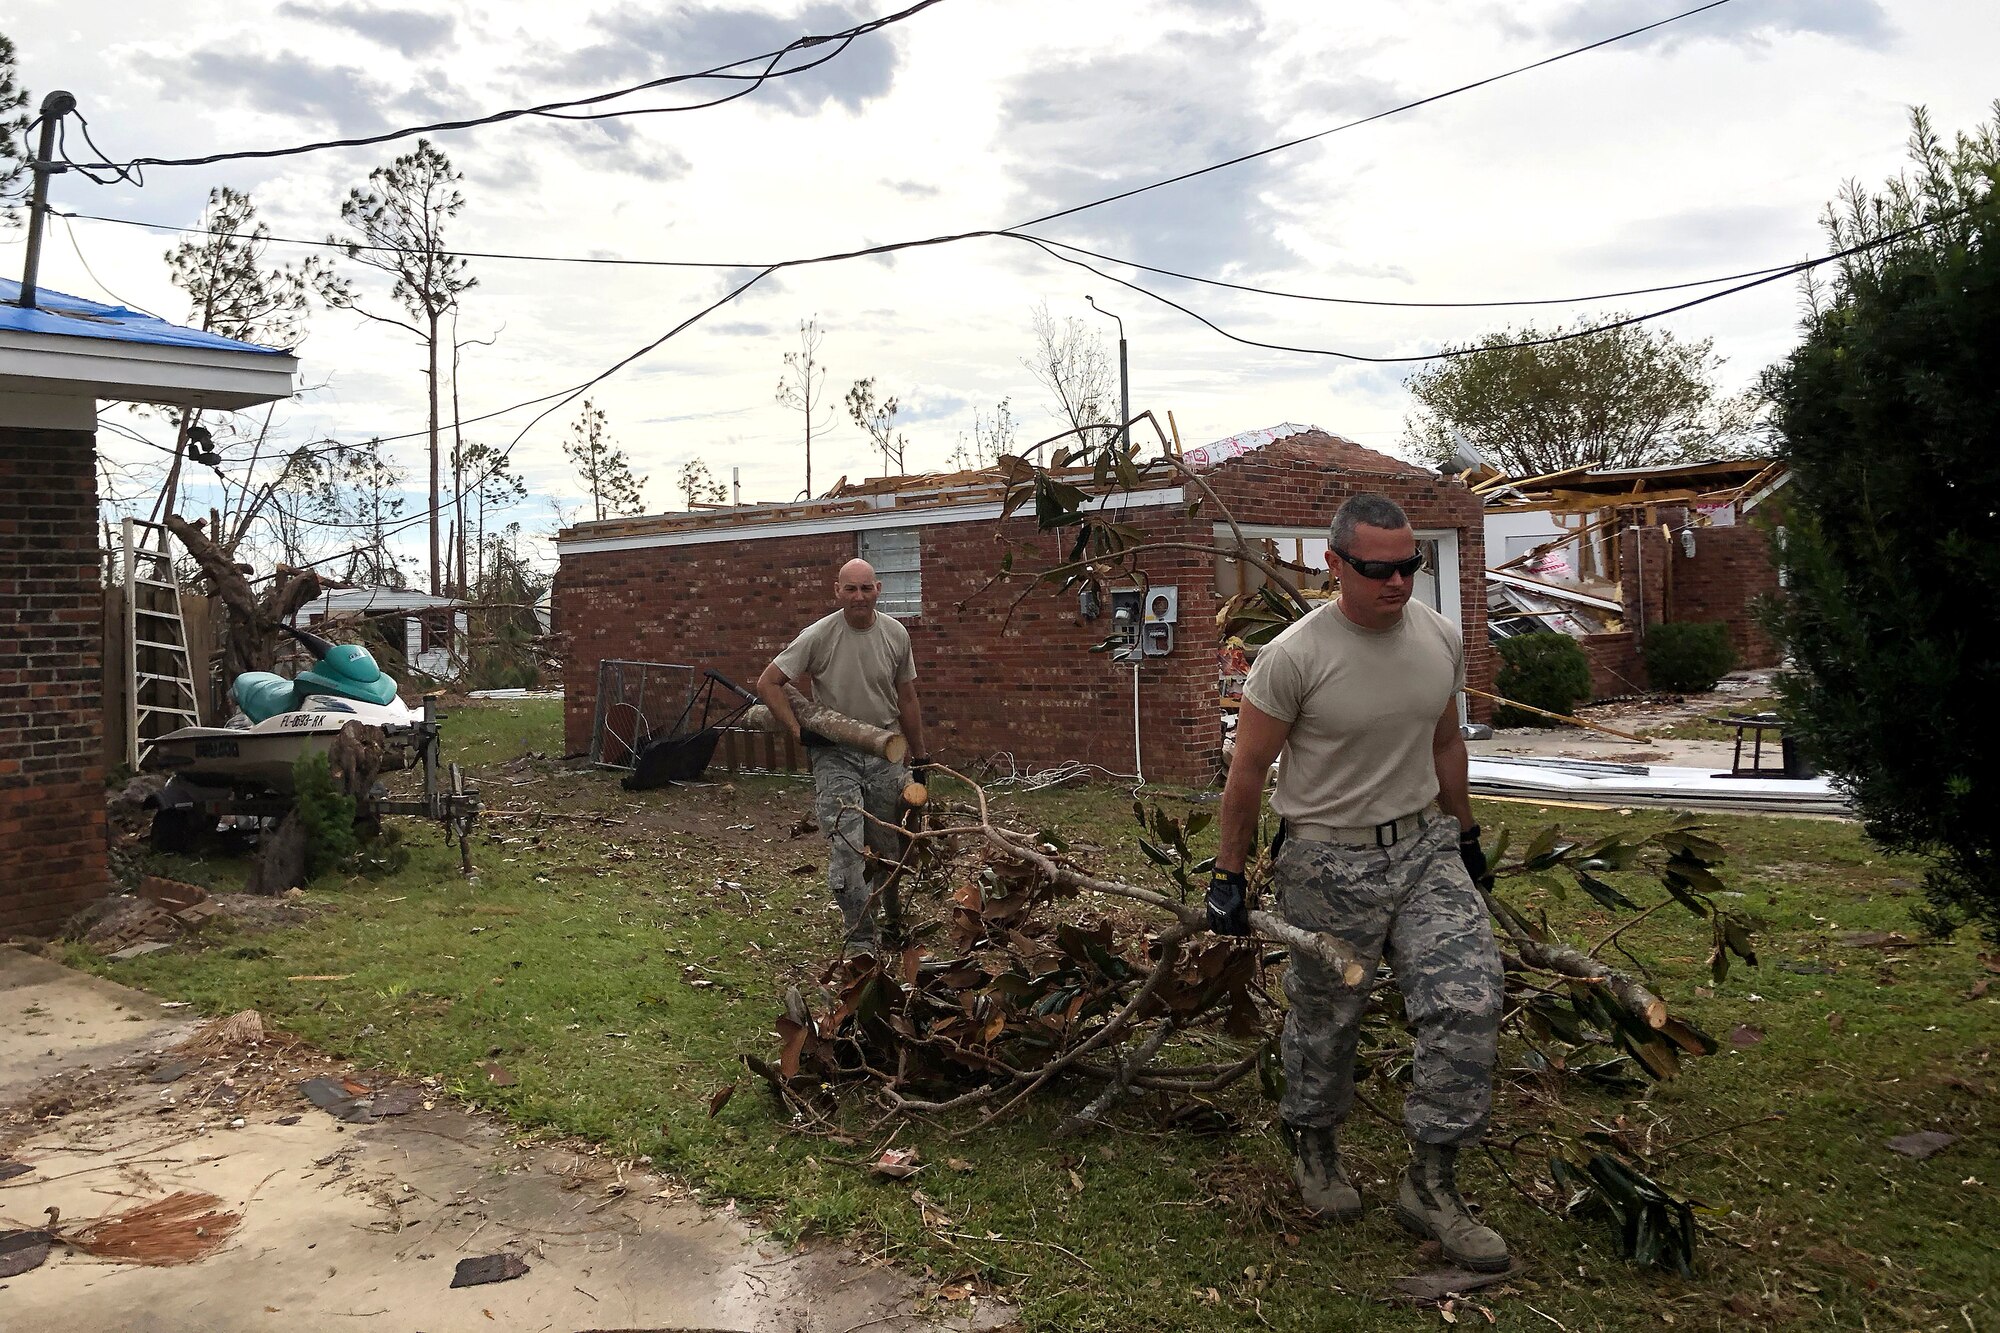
[1469,756,1850,816]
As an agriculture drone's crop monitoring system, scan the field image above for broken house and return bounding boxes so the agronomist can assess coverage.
[554,428,1489,786]
[0,277,296,938]
[1476,459,1789,698]
[298,585,470,681]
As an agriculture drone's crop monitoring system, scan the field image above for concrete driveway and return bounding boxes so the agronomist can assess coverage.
[0,947,1014,1333]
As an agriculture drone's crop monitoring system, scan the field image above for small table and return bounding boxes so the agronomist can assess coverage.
[1721,713,1788,778]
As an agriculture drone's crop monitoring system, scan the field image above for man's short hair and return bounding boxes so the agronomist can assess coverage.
[1330,493,1410,549]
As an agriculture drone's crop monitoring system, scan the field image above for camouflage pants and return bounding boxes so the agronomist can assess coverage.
[810,747,910,952]
[1277,813,1503,1145]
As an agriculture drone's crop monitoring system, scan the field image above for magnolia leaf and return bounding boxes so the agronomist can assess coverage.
[1573,870,1640,911]
[1660,869,1712,917]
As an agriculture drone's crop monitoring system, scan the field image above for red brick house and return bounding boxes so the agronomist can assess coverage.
[1480,459,1789,698]
[0,278,296,938]
[555,429,1489,786]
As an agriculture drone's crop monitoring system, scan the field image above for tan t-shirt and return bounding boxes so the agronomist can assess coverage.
[1241,598,1463,829]
[772,610,916,731]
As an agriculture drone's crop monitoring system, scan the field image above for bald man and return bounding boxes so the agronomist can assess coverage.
[757,557,928,955]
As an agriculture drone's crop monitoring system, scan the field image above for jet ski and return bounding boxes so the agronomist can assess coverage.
[141,624,415,793]
[139,625,481,862]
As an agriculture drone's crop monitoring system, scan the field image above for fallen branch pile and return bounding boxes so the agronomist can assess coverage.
[752,769,1752,1137]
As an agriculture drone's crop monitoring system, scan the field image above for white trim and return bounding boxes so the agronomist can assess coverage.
[0,331,298,410]
[1488,569,1622,612]
[1738,469,1792,514]
[561,487,1188,554]
[1426,528,1462,629]
[0,391,96,430]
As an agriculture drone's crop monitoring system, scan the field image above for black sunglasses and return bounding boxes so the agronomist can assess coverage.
[1333,547,1425,580]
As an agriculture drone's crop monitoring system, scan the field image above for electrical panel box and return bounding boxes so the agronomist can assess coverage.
[1108,585,1177,659]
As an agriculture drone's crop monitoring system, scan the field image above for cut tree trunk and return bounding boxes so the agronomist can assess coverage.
[742,685,909,764]
[164,516,328,680]
[246,812,307,896]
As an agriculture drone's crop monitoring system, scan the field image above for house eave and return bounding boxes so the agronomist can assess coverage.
[0,330,299,410]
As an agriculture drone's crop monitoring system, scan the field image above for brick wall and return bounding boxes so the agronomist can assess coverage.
[558,432,1491,785]
[1580,631,1647,698]
[1667,523,1783,668]
[0,428,109,938]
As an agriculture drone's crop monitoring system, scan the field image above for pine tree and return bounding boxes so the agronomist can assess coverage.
[562,401,646,521]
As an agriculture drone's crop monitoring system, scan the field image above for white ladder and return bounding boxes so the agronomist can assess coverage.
[122,517,204,768]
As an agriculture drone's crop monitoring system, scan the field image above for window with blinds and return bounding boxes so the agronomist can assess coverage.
[859,528,922,618]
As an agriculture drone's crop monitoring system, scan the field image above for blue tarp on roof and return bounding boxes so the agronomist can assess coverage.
[0,278,291,357]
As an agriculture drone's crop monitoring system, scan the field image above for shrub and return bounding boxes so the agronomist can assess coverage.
[292,751,357,881]
[1493,632,1592,727]
[1763,105,2000,937]
[1643,622,1737,694]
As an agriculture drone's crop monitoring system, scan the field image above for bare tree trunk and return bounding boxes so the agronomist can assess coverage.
[427,311,441,595]
[451,321,467,596]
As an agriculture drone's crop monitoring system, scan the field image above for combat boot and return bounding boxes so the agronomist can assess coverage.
[1281,1122,1362,1223]
[1396,1142,1510,1272]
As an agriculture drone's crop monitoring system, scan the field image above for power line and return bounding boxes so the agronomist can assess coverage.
[1011,0,1738,230]
[1013,207,1972,364]
[67,1,1750,454]
[61,206,1813,309]
[55,0,949,173]
[58,209,763,270]
[1022,236,1805,309]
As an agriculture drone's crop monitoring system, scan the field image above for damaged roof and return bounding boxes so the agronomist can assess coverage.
[559,425,1435,548]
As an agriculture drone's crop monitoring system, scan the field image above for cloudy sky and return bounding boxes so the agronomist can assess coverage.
[3,0,1995,562]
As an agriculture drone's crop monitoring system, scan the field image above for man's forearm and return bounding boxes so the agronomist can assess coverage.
[899,694,927,761]
[1435,733,1475,830]
[755,667,801,740]
[1216,765,1265,874]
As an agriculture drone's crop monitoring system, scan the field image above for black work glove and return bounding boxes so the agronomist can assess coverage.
[909,756,934,780]
[1458,825,1492,889]
[1206,867,1250,936]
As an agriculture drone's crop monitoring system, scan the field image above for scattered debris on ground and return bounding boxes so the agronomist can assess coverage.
[57,1189,242,1266]
[1885,1131,1957,1160]
[450,1251,530,1287]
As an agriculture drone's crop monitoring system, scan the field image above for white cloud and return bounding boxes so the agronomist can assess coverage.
[4,0,1990,560]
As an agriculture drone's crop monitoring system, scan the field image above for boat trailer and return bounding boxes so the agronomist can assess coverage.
[148,697,483,869]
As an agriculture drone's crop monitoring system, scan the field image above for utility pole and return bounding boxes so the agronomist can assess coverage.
[1086,296,1130,453]
[15,91,76,311]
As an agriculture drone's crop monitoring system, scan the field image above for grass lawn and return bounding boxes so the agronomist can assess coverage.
[91,700,2000,1331]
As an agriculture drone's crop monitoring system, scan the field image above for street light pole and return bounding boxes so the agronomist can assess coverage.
[1086,296,1130,453]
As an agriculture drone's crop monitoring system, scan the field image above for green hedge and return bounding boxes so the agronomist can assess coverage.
[1494,632,1592,727]
[1643,622,1737,694]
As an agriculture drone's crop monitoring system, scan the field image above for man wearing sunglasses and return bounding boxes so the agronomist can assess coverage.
[1211,493,1507,1273]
